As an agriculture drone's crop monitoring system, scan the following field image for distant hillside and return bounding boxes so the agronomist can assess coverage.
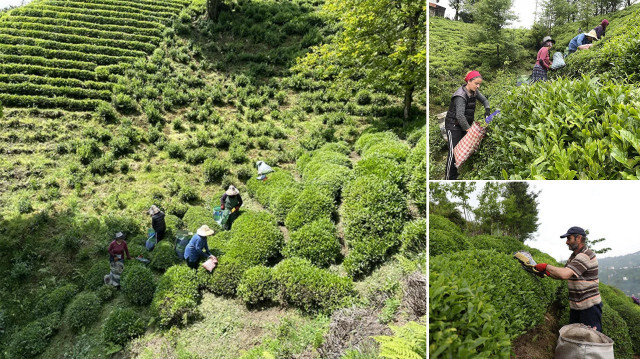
[600,251,640,296]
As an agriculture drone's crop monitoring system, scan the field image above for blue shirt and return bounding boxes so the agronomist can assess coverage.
[568,34,591,52]
[184,234,211,262]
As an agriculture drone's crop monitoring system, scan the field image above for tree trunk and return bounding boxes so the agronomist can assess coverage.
[207,0,221,20]
[404,85,414,122]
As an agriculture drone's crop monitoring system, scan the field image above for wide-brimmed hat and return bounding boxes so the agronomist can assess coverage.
[541,36,556,45]
[197,225,215,237]
[148,205,160,215]
[584,30,598,39]
[114,232,126,240]
[226,185,239,196]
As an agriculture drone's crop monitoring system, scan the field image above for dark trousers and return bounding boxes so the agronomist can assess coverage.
[446,129,465,180]
[186,258,199,269]
[156,229,165,242]
[570,302,603,332]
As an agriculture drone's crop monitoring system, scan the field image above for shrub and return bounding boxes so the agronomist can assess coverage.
[354,157,404,188]
[362,140,410,163]
[203,158,228,183]
[166,143,185,159]
[95,284,117,302]
[85,261,111,290]
[304,164,352,200]
[273,258,355,313]
[35,283,79,317]
[93,102,118,123]
[76,139,101,165]
[428,214,461,234]
[429,229,468,257]
[600,284,640,354]
[285,185,335,231]
[110,135,133,157]
[355,132,399,154]
[355,89,372,105]
[247,169,300,209]
[470,235,525,254]
[182,206,219,232]
[283,218,341,267]
[237,265,277,306]
[601,302,634,359]
[102,308,145,346]
[65,292,102,332]
[121,264,155,305]
[150,240,179,271]
[16,197,33,214]
[429,267,511,358]
[400,218,426,256]
[406,134,426,214]
[7,312,62,359]
[151,265,200,327]
[271,186,302,223]
[178,184,199,202]
[229,144,248,163]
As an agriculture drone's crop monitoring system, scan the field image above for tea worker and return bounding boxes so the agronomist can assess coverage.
[444,70,491,180]
[108,232,132,263]
[531,36,555,84]
[148,205,166,242]
[220,185,243,230]
[184,225,215,269]
[592,19,609,40]
[567,30,597,55]
[530,226,602,332]
[256,160,274,176]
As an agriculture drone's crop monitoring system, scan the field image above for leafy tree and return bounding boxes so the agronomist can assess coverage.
[449,0,463,20]
[324,0,426,121]
[428,183,464,227]
[472,0,517,32]
[474,182,504,235]
[500,182,539,242]
[207,0,222,20]
[583,229,612,255]
[449,182,476,222]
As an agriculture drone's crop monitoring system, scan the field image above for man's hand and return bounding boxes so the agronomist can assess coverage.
[485,108,491,117]
[534,263,548,272]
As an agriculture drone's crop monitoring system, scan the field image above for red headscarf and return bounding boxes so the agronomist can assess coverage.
[601,19,609,27]
[464,70,482,83]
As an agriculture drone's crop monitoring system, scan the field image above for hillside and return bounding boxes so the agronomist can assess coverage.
[429,211,640,359]
[0,0,426,358]
[600,251,640,296]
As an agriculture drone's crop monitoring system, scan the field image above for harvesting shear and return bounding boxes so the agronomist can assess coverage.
[513,250,545,277]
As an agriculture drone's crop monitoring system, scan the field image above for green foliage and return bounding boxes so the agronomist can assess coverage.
[601,302,634,359]
[400,218,426,256]
[375,321,426,359]
[469,234,525,254]
[102,307,145,346]
[354,157,404,188]
[272,257,356,313]
[283,218,341,267]
[203,158,229,183]
[166,142,185,159]
[151,264,200,327]
[35,283,79,317]
[285,185,335,231]
[65,291,102,332]
[600,284,640,354]
[150,240,179,271]
[429,268,511,358]
[182,206,219,232]
[237,265,277,306]
[7,312,62,359]
[121,264,155,305]
[247,169,302,221]
[85,261,111,290]
[405,134,426,214]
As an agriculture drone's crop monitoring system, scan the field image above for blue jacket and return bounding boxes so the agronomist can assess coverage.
[184,234,211,262]
[568,34,591,52]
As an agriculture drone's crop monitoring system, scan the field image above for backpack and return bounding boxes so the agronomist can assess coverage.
[145,228,157,251]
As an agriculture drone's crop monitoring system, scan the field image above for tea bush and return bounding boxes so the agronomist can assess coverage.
[283,218,341,267]
[601,302,634,359]
[85,261,111,290]
[272,257,356,313]
[237,265,276,306]
[121,264,155,305]
[600,284,640,354]
[354,131,400,154]
[151,264,200,327]
[65,291,102,332]
[429,267,511,358]
[102,307,145,346]
[429,214,461,234]
[96,284,117,303]
[469,235,525,254]
[35,283,79,317]
[203,158,228,183]
[304,163,352,200]
[401,218,426,256]
[432,249,562,337]
[405,134,426,214]
[150,240,179,271]
[182,206,219,232]
[247,169,301,210]
[430,229,468,257]
[361,140,410,164]
[6,312,62,359]
[354,156,404,188]
[285,185,335,231]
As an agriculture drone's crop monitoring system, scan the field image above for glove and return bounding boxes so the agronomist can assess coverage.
[220,205,225,210]
[535,263,548,272]
[513,251,544,276]
[485,108,491,117]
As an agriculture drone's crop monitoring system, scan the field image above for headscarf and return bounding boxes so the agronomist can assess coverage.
[464,70,482,83]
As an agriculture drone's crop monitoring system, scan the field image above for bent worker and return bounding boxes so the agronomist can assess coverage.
[108,232,132,263]
[148,205,166,242]
[592,19,609,40]
[184,225,215,269]
[256,160,274,177]
[444,70,490,180]
[567,30,597,55]
[532,226,603,332]
[531,36,555,84]
[220,185,243,230]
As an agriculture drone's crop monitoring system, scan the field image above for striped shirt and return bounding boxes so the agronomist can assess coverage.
[565,246,601,310]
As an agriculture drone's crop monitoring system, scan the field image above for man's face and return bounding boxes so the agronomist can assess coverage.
[566,235,580,251]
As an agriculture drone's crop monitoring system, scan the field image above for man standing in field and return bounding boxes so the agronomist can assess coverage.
[533,226,603,332]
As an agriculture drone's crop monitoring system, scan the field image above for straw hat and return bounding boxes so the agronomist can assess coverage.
[584,30,598,39]
[148,205,160,215]
[197,225,215,237]
[226,185,239,196]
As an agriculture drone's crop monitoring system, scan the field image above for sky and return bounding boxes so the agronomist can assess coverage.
[0,0,32,9]
[433,0,538,29]
[462,181,640,262]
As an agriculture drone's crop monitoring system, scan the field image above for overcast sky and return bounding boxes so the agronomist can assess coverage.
[433,0,538,29]
[0,0,31,9]
[462,181,640,262]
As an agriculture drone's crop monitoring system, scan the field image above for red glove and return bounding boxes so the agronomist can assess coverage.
[535,263,550,276]
[220,205,225,210]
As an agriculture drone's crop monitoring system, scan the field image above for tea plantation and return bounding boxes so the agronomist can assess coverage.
[0,0,426,357]
[429,214,640,358]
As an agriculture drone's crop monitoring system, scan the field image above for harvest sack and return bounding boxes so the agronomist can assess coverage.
[145,228,157,251]
[454,122,486,168]
[551,51,566,70]
[202,256,218,272]
[174,230,192,259]
[104,261,124,287]
[555,324,614,359]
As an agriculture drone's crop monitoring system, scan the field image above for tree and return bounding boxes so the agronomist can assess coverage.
[449,182,476,222]
[206,0,222,20]
[472,0,517,33]
[474,182,504,235]
[449,0,463,20]
[429,183,464,228]
[583,229,612,255]
[500,182,539,242]
[324,0,426,122]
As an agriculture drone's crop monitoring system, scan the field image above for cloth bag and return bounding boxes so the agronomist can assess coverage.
[104,261,124,287]
[202,256,218,272]
[555,324,614,359]
[145,228,157,251]
[454,122,487,168]
[551,51,566,69]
